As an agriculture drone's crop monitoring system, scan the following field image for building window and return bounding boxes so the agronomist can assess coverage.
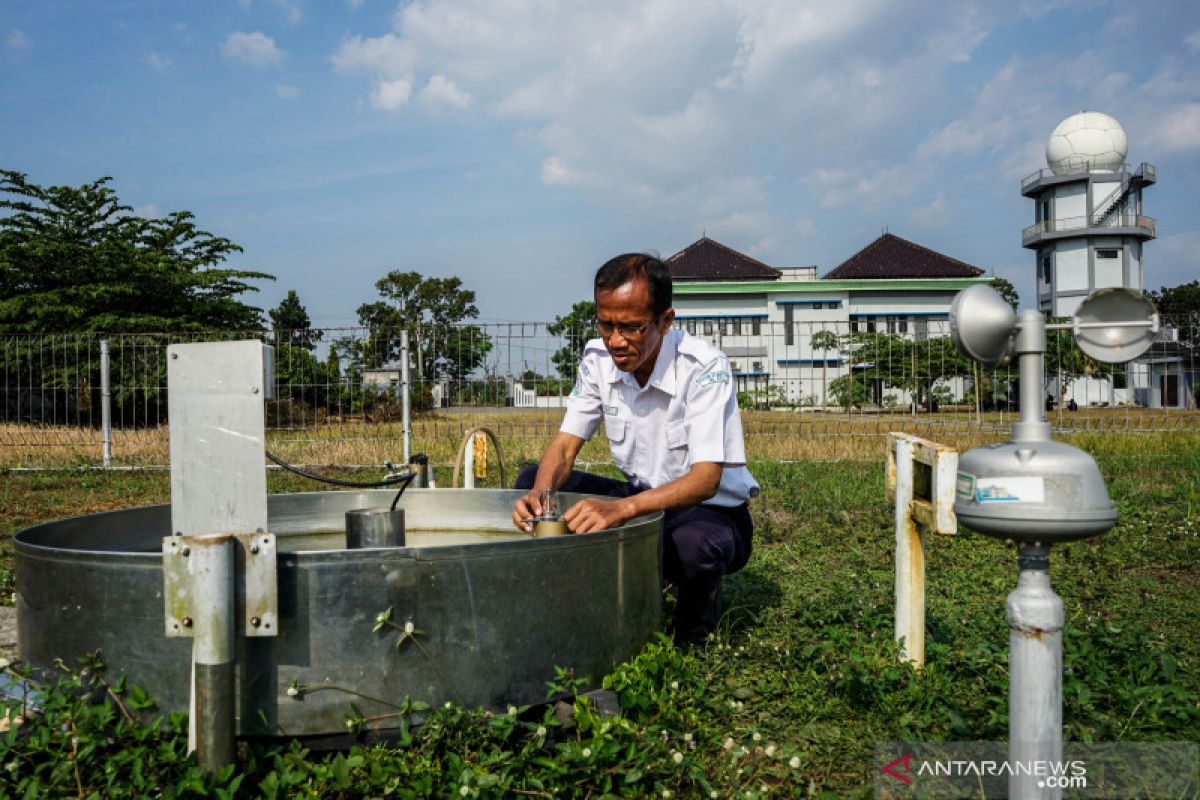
[719,319,729,335]
[730,361,740,373]
[703,320,713,336]
[685,319,697,334]
[1096,249,1119,259]
[732,318,742,335]
[784,305,795,346]
[752,361,763,372]
[751,318,761,336]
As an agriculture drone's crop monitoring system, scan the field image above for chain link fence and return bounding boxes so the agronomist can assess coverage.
[3,318,1197,471]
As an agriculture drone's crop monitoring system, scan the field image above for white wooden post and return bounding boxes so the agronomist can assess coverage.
[886,432,959,668]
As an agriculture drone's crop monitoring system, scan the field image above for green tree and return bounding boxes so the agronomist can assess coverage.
[989,276,1020,310]
[810,329,839,408]
[269,290,320,350]
[546,300,596,379]
[1148,280,1200,343]
[356,270,491,380]
[0,169,271,332]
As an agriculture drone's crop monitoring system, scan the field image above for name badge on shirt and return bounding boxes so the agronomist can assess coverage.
[603,404,619,416]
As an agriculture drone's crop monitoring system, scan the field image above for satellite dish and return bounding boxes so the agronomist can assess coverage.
[950,285,1017,366]
[1072,288,1158,363]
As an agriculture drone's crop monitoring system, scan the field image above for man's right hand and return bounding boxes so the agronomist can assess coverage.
[512,490,545,532]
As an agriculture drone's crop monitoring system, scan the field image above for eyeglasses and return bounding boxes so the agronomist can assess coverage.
[592,316,659,340]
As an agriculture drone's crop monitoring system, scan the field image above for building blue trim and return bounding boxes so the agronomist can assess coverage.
[675,313,768,319]
[732,371,771,377]
[775,298,842,305]
[776,358,842,366]
[848,311,948,317]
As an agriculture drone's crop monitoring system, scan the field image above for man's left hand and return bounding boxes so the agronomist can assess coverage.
[562,496,637,533]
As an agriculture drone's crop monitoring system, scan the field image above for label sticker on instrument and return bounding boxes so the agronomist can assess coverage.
[974,476,1045,503]
[956,472,975,500]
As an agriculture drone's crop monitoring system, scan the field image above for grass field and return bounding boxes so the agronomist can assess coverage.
[2,429,1199,797]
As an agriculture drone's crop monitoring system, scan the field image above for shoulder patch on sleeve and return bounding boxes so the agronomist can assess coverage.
[695,366,731,389]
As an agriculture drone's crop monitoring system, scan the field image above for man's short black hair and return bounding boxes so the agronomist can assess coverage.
[593,253,673,316]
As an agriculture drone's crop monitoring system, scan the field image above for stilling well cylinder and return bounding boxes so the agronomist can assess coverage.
[345,508,406,548]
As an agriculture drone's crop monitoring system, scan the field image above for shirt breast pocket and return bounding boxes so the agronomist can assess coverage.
[664,420,690,475]
[604,417,633,471]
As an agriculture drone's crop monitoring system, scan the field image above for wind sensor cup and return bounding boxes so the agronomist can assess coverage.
[950,286,1157,544]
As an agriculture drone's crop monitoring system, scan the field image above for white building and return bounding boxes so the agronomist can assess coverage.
[666,235,990,407]
[1021,111,1156,318]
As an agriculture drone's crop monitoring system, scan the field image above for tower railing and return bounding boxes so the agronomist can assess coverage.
[1022,213,1157,246]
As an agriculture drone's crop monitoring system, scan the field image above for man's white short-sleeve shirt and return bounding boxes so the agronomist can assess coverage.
[560,329,760,507]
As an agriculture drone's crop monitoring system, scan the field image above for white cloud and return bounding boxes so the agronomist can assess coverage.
[146,52,172,71]
[275,83,300,99]
[6,29,31,51]
[221,31,284,66]
[272,0,302,25]
[1144,102,1200,153]
[370,78,412,111]
[420,74,472,108]
[540,156,591,187]
[331,33,413,78]
[910,192,946,227]
[1187,27,1200,52]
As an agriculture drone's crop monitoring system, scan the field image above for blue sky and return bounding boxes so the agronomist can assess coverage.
[4,1,1199,326]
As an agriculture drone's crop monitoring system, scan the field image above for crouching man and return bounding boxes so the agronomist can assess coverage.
[511,253,759,644]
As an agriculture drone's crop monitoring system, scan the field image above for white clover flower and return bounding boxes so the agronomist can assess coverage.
[710,792,719,799]
[683,732,693,743]
[723,737,735,751]
[765,744,776,757]
[286,685,299,698]
[403,621,415,635]
[0,658,9,670]
[760,785,769,794]
[662,791,672,799]
[582,747,592,758]
[459,786,470,797]
[508,705,518,716]
[789,756,801,769]
[445,701,453,709]
[752,732,762,742]
[670,680,679,690]
[536,726,547,737]
[672,751,683,764]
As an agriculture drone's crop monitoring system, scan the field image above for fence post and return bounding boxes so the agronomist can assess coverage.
[401,329,411,463]
[100,339,112,468]
[886,432,959,669]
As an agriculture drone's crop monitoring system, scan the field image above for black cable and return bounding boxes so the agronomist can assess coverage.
[389,471,417,512]
[265,450,416,489]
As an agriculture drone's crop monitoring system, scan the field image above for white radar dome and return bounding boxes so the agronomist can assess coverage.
[1045,111,1127,175]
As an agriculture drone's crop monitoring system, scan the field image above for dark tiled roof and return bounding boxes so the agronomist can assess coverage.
[823,233,985,279]
[665,237,781,281]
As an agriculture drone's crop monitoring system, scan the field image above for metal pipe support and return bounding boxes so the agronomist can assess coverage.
[1007,545,1063,800]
